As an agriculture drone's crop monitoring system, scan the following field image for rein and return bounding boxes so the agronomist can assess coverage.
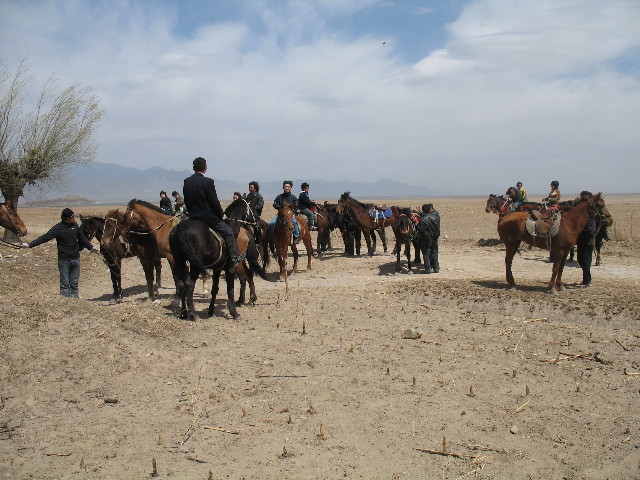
[0,238,22,249]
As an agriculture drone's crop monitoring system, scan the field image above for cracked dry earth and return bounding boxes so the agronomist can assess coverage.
[1,195,639,480]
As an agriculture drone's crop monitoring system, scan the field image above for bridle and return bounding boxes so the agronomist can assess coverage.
[125,207,178,236]
[226,198,258,227]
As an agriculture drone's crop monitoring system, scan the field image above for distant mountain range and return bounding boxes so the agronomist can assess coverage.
[22,162,447,203]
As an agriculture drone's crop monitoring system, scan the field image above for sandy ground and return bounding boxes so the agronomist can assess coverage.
[1,195,639,480]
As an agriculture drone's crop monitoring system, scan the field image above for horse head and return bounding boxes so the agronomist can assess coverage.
[101,209,125,249]
[1,200,27,236]
[395,209,414,238]
[589,193,612,227]
[224,197,256,224]
[277,202,296,233]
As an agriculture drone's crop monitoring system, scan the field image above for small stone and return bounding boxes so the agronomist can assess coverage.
[510,425,519,434]
[403,328,419,339]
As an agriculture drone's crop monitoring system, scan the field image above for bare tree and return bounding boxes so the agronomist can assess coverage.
[0,58,104,206]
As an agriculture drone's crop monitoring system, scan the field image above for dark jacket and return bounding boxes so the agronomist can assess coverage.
[299,191,316,210]
[246,191,264,216]
[183,172,224,224]
[577,218,597,247]
[419,210,441,242]
[160,196,172,212]
[273,192,298,212]
[508,188,523,204]
[28,221,94,259]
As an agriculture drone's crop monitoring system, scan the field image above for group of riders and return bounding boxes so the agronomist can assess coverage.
[505,180,561,212]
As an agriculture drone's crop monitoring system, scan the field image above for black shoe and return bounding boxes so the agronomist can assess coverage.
[432,269,439,273]
[293,236,300,244]
[309,226,318,231]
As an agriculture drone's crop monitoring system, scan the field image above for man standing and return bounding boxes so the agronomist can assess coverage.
[298,182,318,230]
[160,191,173,213]
[21,208,97,297]
[182,157,245,268]
[246,181,264,217]
[577,191,596,287]
[418,203,441,274]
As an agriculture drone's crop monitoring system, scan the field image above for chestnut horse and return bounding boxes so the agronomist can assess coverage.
[392,208,415,273]
[336,192,397,256]
[1,200,27,237]
[273,202,313,280]
[497,193,608,293]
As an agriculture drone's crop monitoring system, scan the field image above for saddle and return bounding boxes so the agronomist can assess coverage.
[369,207,392,220]
[526,210,561,238]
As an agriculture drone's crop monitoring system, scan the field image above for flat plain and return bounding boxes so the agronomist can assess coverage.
[1,195,639,479]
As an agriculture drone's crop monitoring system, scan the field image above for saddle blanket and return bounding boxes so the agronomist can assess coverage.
[370,207,392,220]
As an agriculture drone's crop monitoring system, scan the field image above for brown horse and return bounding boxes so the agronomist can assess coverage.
[98,209,163,303]
[273,202,313,280]
[392,208,415,273]
[497,193,608,293]
[336,192,397,256]
[1,200,27,237]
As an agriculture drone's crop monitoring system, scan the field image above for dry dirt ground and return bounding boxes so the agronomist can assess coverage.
[1,195,639,480]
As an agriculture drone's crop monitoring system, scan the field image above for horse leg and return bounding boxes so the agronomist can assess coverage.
[304,234,313,271]
[208,270,221,317]
[290,244,299,275]
[235,264,248,306]
[406,240,412,272]
[141,260,157,301]
[154,258,162,292]
[504,241,519,288]
[379,228,388,254]
[554,251,568,292]
[184,267,198,321]
[277,245,288,280]
[413,238,421,264]
[363,230,373,256]
[223,267,239,319]
[394,237,402,272]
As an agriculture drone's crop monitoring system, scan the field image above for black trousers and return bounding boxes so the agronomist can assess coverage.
[577,243,593,284]
[190,215,233,240]
[420,240,439,272]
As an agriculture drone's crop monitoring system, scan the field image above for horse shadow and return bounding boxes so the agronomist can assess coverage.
[376,260,414,276]
[471,280,550,293]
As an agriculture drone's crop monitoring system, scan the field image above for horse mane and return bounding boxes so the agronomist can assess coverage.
[341,192,370,209]
[224,197,249,217]
[127,198,168,214]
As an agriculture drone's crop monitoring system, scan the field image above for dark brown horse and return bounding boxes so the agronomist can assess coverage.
[392,208,415,273]
[336,192,397,256]
[497,193,608,293]
[314,204,332,255]
[273,202,313,280]
[1,200,27,237]
[224,197,270,270]
[96,209,162,303]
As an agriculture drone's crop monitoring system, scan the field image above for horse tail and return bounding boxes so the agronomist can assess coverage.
[245,230,268,280]
[175,221,208,272]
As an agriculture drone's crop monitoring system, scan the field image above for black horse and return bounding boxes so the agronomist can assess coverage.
[169,219,265,320]
[224,198,270,269]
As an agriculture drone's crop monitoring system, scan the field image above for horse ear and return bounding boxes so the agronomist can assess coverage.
[78,214,85,221]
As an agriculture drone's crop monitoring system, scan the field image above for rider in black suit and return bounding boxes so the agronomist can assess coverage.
[183,157,245,268]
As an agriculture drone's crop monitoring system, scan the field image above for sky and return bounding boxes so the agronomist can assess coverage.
[1,0,639,195]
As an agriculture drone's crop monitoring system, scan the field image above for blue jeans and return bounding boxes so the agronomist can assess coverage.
[299,208,314,227]
[58,257,81,297]
[269,215,299,238]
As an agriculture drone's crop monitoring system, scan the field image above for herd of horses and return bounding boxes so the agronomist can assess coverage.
[0,190,612,317]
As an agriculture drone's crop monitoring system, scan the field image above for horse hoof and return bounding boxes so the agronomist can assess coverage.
[152,299,161,305]
[169,298,180,308]
[549,290,558,296]
[508,285,516,290]
[407,271,413,275]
